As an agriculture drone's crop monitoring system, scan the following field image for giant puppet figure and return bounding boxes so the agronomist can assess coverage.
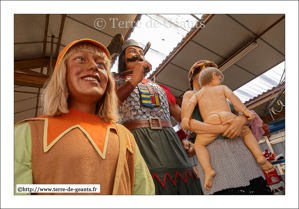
[181,60,273,195]
[114,39,203,195]
[14,38,154,195]
[181,66,275,191]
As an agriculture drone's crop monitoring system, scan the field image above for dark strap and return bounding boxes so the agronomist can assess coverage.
[124,119,172,130]
[112,124,127,195]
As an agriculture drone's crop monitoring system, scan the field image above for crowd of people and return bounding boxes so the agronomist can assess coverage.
[14,37,274,195]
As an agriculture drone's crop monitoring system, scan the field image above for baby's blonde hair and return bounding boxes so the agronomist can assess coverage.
[199,67,224,87]
[42,42,119,122]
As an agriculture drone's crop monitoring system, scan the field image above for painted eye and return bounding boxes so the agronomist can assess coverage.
[97,63,105,69]
[76,57,84,62]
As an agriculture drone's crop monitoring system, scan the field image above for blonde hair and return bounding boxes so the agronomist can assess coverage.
[42,42,119,123]
[199,67,224,87]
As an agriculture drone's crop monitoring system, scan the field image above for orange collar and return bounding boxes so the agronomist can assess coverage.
[37,109,119,159]
[38,109,114,145]
[15,109,134,159]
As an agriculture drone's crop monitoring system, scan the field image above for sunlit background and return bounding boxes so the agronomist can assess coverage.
[111,14,285,104]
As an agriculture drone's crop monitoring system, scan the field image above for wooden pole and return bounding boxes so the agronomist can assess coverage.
[36,14,50,116]
[55,14,66,58]
[48,35,54,77]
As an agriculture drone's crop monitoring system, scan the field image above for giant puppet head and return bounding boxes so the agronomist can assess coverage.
[188,60,218,90]
[117,39,150,73]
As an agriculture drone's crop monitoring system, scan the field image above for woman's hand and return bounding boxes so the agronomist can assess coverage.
[182,139,196,157]
[222,114,248,139]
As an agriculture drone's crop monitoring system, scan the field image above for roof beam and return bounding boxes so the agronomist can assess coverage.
[48,35,55,77]
[219,15,285,72]
[14,90,41,94]
[14,73,48,88]
[244,83,285,110]
[261,109,285,124]
[255,15,285,40]
[124,14,142,41]
[42,14,50,57]
[14,58,56,70]
[14,68,48,77]
[14,107,42,115]
[36,14,50,117]
[55,14,67,58]
[149,14,215,79]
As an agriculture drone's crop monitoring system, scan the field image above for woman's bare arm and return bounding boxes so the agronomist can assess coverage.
[223,85,255,120]
[181,91,196,118]
[169,102,181,122]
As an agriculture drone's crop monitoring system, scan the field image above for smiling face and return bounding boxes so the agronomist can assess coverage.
[124,46,145,70]
[66,51,109,105]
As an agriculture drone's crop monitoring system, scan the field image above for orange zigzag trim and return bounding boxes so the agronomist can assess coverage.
[152,170,195,187]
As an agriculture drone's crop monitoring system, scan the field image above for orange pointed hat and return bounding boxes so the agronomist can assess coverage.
[53,38,111,73]
[188,60,218,81]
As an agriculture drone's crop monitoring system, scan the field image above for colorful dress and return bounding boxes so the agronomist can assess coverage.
[14,108,154,195]
[115,76,203,195]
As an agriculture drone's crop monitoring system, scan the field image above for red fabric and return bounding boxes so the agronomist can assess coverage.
[263,169,281,186]
[249,110,265,142]
[176,129,188,141]
[152,170,195,187]
[142,78,150,84]
[263,149,276,161]
[262,123,271,139]
[158,84,177,106]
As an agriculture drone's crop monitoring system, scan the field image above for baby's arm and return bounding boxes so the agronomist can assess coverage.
[181,94,198,130]
[223,85,255,121]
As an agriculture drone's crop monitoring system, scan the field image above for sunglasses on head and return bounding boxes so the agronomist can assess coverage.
[188,61,218,81]
[192,62,218,70]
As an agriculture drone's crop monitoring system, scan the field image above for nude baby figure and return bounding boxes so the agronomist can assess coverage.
[181,67,275,191]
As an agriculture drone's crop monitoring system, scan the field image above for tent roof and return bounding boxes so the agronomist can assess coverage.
[14,14,285,124]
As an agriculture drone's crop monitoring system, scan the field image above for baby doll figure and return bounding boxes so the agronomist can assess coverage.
[181,67,275,191]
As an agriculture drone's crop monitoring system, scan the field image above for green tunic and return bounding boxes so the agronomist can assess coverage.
[130,127,203,195]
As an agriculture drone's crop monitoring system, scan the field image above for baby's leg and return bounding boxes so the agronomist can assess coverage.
[194,133,218,191]
[194,113,222,191]
[241,127,275,173]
